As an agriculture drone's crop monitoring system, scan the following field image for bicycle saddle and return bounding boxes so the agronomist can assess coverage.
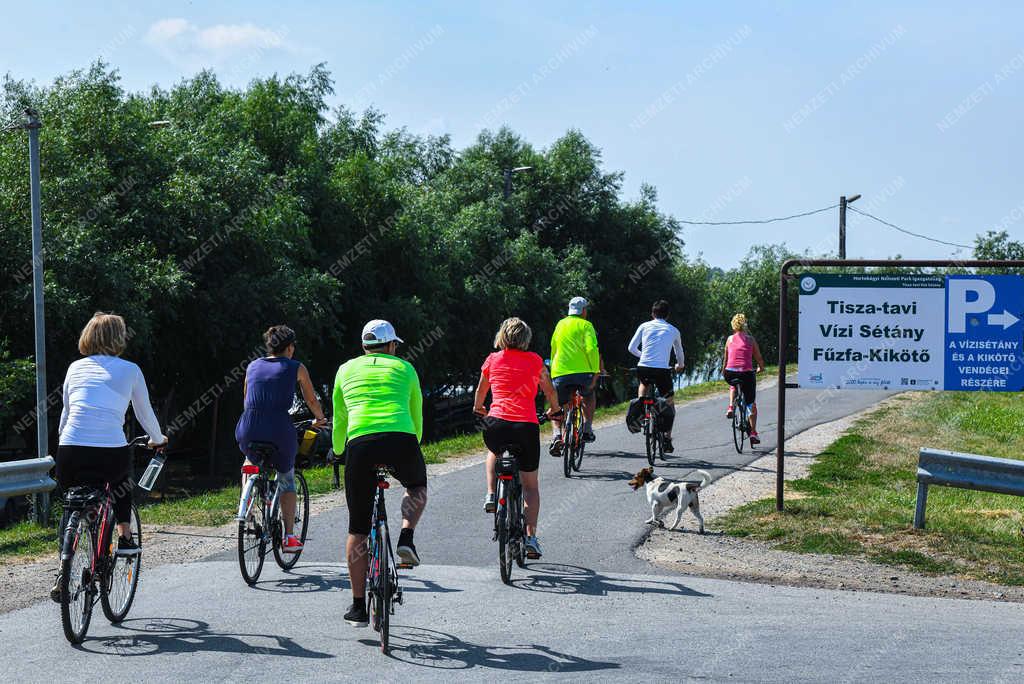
[63,486,105,510]
[247,441,278,464]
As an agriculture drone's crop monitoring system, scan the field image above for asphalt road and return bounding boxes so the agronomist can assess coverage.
[3,386,1023,681]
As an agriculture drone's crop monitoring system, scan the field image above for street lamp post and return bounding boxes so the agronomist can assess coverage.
[26,108,49,525]
[503,166,533,199]
[838,193,861,259]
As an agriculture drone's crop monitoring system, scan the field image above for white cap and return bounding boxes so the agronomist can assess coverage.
[361,319,403,346]
[568,296,588,315]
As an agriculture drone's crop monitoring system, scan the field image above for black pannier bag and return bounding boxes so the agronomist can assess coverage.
[626,398,644,433]
[653,397,675,433]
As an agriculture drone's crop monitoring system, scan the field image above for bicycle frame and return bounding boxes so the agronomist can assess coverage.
[61,486,113,570]
[237,468,280,528]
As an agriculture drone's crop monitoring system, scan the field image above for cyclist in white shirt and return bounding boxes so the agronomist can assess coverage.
[51,313,167,601]
[627,300,684,453]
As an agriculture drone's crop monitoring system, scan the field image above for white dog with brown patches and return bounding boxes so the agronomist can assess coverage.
[628,467,711,533]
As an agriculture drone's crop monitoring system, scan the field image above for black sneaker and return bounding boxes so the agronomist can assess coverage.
[344,601,369,627]
[50,574,61,603]
[583,430,596,444]
[116,535,141,557]
[548,437,563,457]
[397,541,420,567]
[663,436,674,454]
[397,529,420,567]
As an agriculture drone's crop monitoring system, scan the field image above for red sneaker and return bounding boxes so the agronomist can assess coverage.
[726,405,734,419]
[749,432,761,445]
[282,534,304,553]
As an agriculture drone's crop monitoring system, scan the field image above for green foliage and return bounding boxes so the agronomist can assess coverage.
[0,63,694,451]
[974,230,1024,273]
[0,342,34,431]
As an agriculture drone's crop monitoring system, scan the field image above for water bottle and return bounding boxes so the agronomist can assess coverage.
[137,453,166,491]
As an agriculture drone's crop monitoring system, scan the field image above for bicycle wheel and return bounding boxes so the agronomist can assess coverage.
[571,401,586,471]
[60,511,95,644]
[572,435,585,471]
[496,481,514,584]
[273,471,309,570]
[732,403,745,453]
[369,521,391,654]
[514,482,527,569]
[237,482,267,585]
[101,504,141,623]
[562,407,574,478]
[644,416,656,466]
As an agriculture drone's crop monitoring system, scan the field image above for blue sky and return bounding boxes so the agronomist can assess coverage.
[3,1,1022,267]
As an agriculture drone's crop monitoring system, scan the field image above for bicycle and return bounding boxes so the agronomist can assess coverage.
[491,412,556,585]
[57,436,159,644]
[366,464,414,655]
[561,388,586,477]
[632,368,671,466]
[236,420,316,585]
[728,378,751,453]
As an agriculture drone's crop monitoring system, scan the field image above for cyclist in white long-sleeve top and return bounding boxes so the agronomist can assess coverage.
[51,312,167,601]
[627,300,684,453]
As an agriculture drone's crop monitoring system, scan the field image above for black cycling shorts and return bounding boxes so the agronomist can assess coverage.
[724,369,757,405]
[636,366,674,398]
[552,372,597,405]
[482,418,541,473]
[344,432,427,535]
[56,444,133,524]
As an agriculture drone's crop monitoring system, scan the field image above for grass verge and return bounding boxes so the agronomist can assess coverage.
[716,391,1024,585]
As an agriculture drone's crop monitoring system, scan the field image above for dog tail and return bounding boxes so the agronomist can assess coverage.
[696,469,712,489]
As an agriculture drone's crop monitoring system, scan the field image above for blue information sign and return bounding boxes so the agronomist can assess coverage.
[944,275,1024,391]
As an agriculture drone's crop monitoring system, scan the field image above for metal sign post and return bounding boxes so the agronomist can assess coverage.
[775,259,1024,512]
[26,109,49,525]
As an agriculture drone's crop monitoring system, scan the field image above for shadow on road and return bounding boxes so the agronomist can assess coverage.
[79,617,332,658]
[510,563,711,598]
[655,458,771,473]
[362,626,619,673]
[252,566,460,596]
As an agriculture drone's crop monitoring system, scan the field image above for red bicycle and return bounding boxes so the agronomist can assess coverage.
[58,436,159,644]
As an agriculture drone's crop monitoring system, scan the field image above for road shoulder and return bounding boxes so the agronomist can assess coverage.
[638,395,1024,602]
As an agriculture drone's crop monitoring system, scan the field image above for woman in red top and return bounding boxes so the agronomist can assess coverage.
[474,317,560,559]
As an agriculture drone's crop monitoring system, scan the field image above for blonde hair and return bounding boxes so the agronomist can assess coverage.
[730,313,748,332]
[494,317,532,351]
[78,312,128,356]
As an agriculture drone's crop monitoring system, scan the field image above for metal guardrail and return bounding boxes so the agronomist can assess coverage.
[914,448,1024,529]
[0,456,56,498]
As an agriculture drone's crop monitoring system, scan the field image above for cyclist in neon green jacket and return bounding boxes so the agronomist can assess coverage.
[332,319,427,628]
[548,296,605,455]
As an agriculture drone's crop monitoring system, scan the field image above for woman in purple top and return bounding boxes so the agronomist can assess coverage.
[235,325,327,552]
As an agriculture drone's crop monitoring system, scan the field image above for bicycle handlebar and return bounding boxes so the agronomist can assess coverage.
[294,417,329,430]
[129,435,165,451]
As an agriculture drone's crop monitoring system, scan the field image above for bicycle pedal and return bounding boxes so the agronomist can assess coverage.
[395,589,403,605]
[396,562,414,570]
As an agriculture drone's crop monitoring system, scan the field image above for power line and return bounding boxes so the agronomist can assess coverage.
[847,206,973,249]
[678,204,838,226]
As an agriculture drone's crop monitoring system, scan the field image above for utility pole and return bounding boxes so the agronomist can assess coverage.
[502,166,533,200]
[26,108,49,525]
[838,193,860,259]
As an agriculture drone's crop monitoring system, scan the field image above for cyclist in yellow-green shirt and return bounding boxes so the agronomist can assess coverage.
[332,319,426,628]
[548,296,605,456]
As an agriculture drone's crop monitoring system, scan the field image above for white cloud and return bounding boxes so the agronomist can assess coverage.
[196,23,284,51]
[144,18,289,67]
[146,18,190,44]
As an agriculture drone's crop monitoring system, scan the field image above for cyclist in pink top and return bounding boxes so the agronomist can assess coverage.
[474,317,560,559]
[722,313,765,444]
